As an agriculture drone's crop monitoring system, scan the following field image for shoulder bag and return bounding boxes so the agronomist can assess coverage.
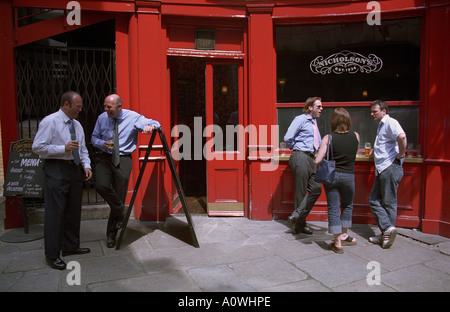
[315,133,336,184]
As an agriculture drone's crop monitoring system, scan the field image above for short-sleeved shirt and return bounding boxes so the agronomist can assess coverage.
[374,114,405,174]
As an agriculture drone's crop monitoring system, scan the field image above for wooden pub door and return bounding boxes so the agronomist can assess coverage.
[169,57,245,216]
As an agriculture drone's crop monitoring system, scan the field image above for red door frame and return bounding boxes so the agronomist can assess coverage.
[205,59,245,216]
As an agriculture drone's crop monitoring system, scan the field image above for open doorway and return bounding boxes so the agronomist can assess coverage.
[169,56,207,214]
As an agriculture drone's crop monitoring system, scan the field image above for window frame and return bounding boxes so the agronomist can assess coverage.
[274,12,426,153]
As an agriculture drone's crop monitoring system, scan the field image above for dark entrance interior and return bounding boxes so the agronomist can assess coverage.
[15,19,115,206]
[169,56,207,214]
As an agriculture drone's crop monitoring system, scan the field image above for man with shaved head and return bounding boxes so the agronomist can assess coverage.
[92,94,160,248]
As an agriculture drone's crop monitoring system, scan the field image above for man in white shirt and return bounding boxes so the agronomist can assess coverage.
[32,91,92,269]
[368,100,407,249]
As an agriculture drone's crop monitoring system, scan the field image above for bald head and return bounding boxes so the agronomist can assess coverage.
[104,94,123,119]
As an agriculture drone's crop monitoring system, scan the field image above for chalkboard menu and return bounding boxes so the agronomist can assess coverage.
[3,139,44,198]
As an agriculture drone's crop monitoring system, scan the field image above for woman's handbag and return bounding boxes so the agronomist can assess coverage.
[315,133,336,184]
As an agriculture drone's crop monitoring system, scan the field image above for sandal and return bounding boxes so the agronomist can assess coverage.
[329,242,344,254]
[341,235,357,246]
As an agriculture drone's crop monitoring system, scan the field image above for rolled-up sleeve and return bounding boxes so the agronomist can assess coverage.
[32,118,66,157]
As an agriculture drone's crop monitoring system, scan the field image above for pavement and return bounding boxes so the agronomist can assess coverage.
[1,198,450,293]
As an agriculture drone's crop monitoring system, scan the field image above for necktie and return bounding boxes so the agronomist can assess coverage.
[313,119,320,151]
[68,119,81,165]
[112,118,120,166]
[377,121,382,135]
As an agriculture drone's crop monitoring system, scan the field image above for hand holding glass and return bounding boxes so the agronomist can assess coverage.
[66,140,79,152]
[104,130,114,150]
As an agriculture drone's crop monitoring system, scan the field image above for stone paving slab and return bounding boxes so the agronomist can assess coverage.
[188,264,254,292]
[0,214,449,293]
[381,264,450,292]
[294,252,371,288]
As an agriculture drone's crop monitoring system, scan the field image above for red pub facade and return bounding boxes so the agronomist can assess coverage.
[1,0,450,238]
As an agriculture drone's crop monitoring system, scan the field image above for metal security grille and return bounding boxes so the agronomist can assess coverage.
[15,46,116,205]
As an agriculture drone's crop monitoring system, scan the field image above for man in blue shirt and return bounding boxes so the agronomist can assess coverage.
[368,100,407,249]
[92,94,160,248]
[284,97,323,234]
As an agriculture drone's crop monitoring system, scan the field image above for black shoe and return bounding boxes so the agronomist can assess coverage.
[288,215,298,234]
[298,219,313,235]
[62,248,91,257]
[106,233,116,248]
[115,211,127,231]
[300,225,313,235]
[46,257,67,270]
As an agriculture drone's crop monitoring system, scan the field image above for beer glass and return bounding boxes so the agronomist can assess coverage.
[365,142,371,156]
[105,130,114,150]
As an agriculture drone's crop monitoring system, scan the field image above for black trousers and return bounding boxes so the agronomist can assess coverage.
[43,159,84,259]
[289,150,322,220]
[95,153,133,236]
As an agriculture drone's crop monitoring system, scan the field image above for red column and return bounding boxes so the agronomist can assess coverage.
[115,13,131,109]
[422,2,450,237]
[247,5,276,220]
[0,1,23,228]
[132,4,169,221]
[125,12,144,218]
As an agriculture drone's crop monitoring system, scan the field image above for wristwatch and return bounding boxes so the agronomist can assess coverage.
[397,154,405,159]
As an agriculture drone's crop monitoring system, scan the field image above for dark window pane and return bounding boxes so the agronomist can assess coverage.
[278,106,418,149]
[213,64,239,151]
[276,18,421,102]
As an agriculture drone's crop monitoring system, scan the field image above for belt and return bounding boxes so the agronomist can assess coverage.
[293,150,315,159]
[45,159,79,166]
[101,152,131,158]
[393,158,401,165]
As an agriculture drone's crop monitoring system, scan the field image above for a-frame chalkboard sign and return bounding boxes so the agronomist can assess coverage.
[115,127,199,250]
[3,139,44,235]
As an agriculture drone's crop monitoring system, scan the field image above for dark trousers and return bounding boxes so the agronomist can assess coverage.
[43,159,84,259]
[289,151,322,220]
[95,153,133,236]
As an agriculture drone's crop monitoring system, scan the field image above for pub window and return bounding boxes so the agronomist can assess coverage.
[278,106,419,153]
[276,17,421,151]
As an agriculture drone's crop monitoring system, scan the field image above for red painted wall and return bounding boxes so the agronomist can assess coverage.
[132,6,169,221]
[1,0,449,238]
[247,5,276,220]
[0,1,22,228]
[422,1,450,236]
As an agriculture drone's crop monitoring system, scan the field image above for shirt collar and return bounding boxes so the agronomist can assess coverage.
[380,114,390,124]
[116,109,124,121]
[58,109,71,123]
